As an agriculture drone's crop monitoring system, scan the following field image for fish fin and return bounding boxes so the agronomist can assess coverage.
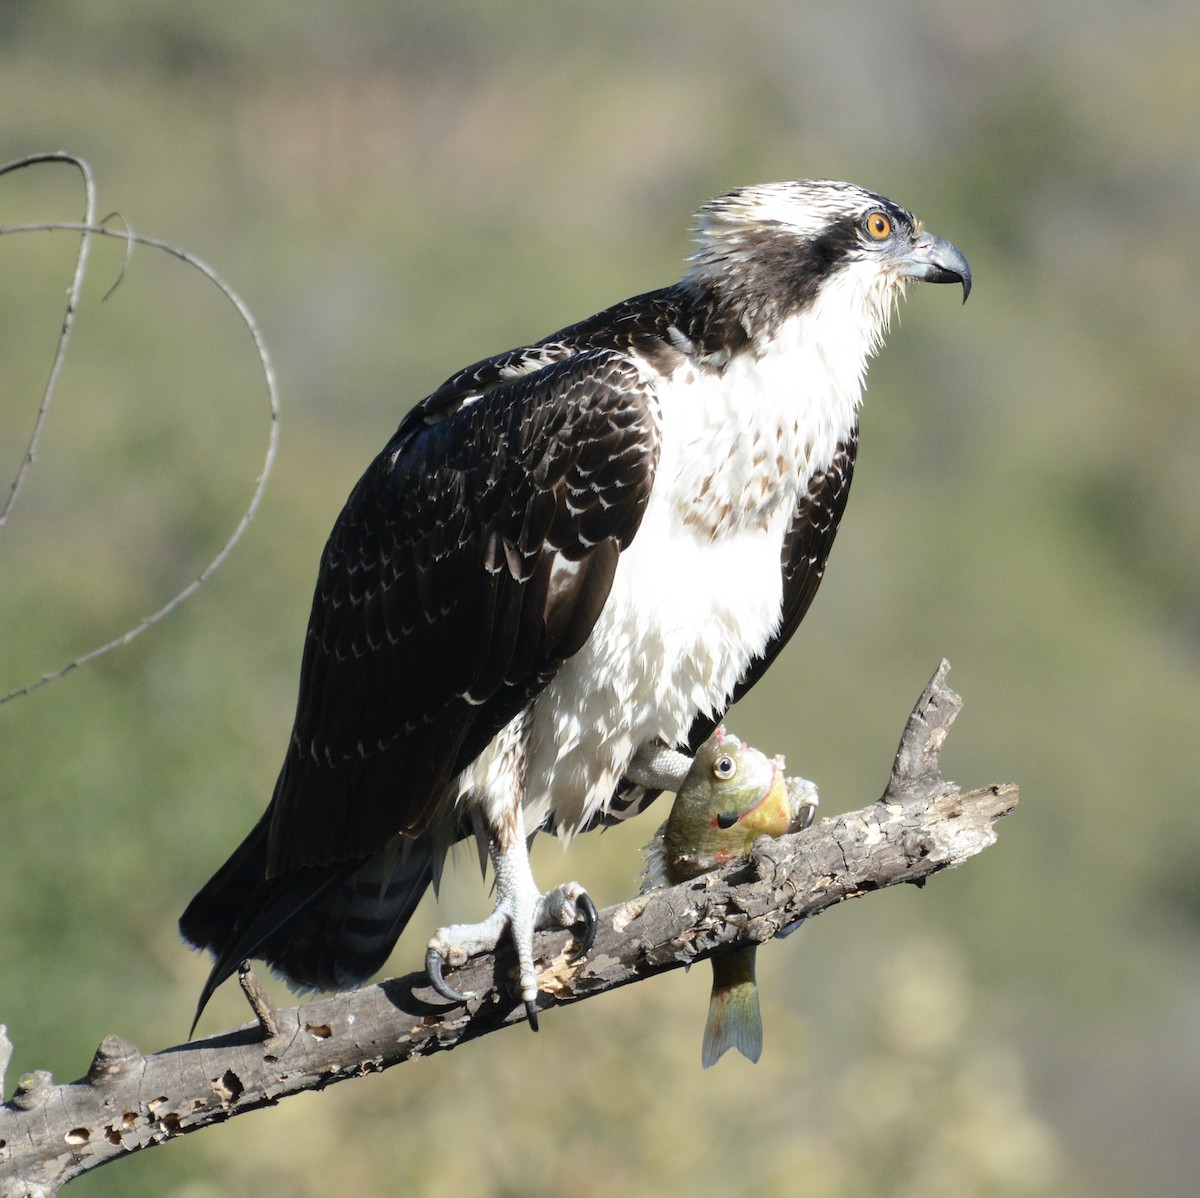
[638,825,670,893]
[701,948,763,1067]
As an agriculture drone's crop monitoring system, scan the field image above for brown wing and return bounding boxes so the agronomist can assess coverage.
[266,348,660,873]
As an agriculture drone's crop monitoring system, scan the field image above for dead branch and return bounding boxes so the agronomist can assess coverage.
[0,661,1016,1195]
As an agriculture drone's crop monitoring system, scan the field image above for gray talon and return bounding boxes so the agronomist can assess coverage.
[426,946,471,1004]
[525,998,540,1032]
[776,914,807,940]
[570,892,598,960]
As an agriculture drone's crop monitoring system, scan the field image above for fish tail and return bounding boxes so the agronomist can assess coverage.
[701,947,763,1067]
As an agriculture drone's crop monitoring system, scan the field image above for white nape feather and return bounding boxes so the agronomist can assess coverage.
[691,179,880,244]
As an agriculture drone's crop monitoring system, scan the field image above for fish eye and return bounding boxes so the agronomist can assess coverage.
[712,754,737,781]
[864,211,893,240]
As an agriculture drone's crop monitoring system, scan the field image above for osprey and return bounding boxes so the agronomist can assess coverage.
[181,180,970,1030]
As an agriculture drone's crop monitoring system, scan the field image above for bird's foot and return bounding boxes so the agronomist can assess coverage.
[535,881,599,960]
[426,845,596,1031]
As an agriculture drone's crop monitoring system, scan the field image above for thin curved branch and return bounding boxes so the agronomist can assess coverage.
[0,662,1017,1195]
[0,214,280,705]
[0,154,96,541]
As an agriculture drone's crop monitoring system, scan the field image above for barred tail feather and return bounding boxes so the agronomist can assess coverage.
[701,947,763,1068]
[180,814,434,1033]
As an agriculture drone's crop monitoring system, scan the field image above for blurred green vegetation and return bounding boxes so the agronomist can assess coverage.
[2,2,1198,1195]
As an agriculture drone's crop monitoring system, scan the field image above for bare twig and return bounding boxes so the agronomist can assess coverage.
[0,663,1016,1194]
[238,963,281,1041]
[0,162,280,705]
[0,154,97,540]
[0,1027,11,1101]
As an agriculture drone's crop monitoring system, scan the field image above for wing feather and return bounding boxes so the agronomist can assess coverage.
[266,348,659,873]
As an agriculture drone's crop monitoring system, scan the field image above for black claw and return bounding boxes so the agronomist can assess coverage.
[570,892,598,960]
[525,999,540,1032]
[425,947,471,1004]
[776,915,807,941]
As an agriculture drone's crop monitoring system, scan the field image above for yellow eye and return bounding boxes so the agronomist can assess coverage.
[865,212,892,240]
[712,754,737,781]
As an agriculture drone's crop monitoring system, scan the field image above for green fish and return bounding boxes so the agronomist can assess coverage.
[642,728,818,1067]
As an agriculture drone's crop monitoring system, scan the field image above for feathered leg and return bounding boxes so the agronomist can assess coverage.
[425,805,596,1030]
[423,742,690,1028]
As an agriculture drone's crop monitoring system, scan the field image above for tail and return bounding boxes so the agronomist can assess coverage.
[701,947,763,1068]
[179,812,434,1034]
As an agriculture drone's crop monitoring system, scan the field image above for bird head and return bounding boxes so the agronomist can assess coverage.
[685,179,970,347]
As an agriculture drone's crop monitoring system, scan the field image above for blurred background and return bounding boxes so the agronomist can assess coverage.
[2,2,1198,1194]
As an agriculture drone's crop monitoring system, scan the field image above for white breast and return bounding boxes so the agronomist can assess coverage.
[520,303,866,838]
[452,254,897,840]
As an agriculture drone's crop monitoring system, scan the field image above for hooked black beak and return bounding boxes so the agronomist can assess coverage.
[901,233,972,303]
